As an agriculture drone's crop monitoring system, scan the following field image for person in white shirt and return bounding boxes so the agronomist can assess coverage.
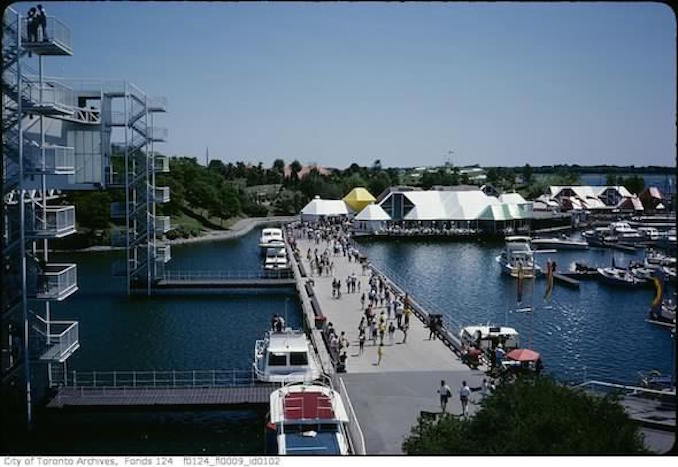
[437,380,452,413]
[459,381,471,418]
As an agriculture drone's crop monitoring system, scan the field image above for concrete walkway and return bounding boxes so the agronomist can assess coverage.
[296,236,468,373]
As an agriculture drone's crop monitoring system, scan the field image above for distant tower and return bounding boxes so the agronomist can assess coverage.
[205,146,209,166]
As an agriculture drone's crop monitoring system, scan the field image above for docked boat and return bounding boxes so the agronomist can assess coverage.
[266,381,350,455]
[637,227,661,242]
[582,227,615,247]
[596,267,646,287]
[496,236,541,278]
[253,329,322,384]
[531,236,588,250]
[259,227,285,250]
[264,247,289,271]
[649,300,676,326]
[608,221,644,244]
[460,325,520,352]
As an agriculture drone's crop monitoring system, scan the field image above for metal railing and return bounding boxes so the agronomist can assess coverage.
[155,244,171,263]
[153,186,170,204]
[162,269,294,281]
[21,16,73,54]
[25,205,76,238]
[575,380,676,397]
[21,79,75,111]
[337,377,367,455]
[154,155,170,173]
[148,126,168,142]
[154,215,171,233]
[24,144,75,174]
[148,96,167,112]
[34,263,77,301]
[65,368,259,389]
[33,316,79,362]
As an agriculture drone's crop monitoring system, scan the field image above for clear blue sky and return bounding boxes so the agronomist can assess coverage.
[12,1,676,168]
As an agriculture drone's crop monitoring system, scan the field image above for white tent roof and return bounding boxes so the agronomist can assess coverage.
[300,197,349,217]
[355,203,391,221]
[381,189,531,221]
[498,192,528,205]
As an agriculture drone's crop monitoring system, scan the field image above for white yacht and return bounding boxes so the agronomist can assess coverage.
[253,329,322,384]
[582,227,615,247]
[460,325,520,352]
[265,381,350,455]
[531,236,588,250]
[264,247,289,271]
[259,228,285,250]
[637,227,661,242]
[496,236,542,278]
[608,222,644,244]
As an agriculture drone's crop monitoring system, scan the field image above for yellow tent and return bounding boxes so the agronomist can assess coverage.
[343,187,376,212]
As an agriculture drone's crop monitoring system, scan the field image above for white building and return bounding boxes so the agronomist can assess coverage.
[353,204,391,233]
[378,187,532,233]
[300,196,349,222]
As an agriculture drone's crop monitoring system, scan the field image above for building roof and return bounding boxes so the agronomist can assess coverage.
[549,185,632,199]
[382,189,531,221]
[498,192,528,205]
[342,187,376,212]
[300,196,349,217]
[267,332,310,353]
[354,203,391,221]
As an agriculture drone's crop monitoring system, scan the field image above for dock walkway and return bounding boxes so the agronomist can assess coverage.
[291,235,483,453]
[47,386,276,408]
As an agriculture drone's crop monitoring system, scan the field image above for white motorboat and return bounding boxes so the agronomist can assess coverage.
[266,381,350,455]
[531,236,588,250]
[582,227,615,247]
[637,227,661,242]
[460,325,520,352]
[259,228,285,250]
[597,267,646,287]
[264,247,289,271]
[496,236,542,278]
[649,300,676,326]
[253,329,322,384]
[608,222,644,244]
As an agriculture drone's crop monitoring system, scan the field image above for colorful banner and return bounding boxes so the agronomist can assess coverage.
[544,260,554,301]
[517,263,524,303]
[651,269,664,312]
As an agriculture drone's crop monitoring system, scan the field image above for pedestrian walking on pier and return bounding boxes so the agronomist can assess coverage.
[437,380,452,413]
[404,306,412,327]
[360,292,365,309]
[378,320,386,345]
[370,319,377,346]
[401,322,409,343]
[388,321,396,344]
[358,329,366,354]
[460,381,471,418]
[376,343,384,365]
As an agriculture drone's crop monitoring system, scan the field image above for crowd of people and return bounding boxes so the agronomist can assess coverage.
[286,218,499,415]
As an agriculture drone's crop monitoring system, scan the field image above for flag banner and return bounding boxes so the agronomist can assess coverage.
[651,269,664,312]
[544,260,554,301]
[517,264,524,303]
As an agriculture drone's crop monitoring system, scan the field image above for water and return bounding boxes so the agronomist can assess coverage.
[10,226,675,454]
[10,228,299,455]
[356,237,675,384]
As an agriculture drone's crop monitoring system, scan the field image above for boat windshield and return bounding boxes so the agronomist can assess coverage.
[289,352,308,366]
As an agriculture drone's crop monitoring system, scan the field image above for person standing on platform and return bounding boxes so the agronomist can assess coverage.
[26,8,37,43]
[37,4,47,41]
[388,321,396,344]
[401,321,409,343]
[376,343,384,366]
[360,292,365,310]
[358,328,366,354]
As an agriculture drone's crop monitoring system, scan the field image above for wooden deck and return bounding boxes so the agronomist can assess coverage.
[47,385,278,408]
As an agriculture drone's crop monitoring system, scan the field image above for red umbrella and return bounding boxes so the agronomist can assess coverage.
[506,348,541,362]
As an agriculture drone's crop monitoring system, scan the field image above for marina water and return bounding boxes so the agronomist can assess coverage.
[13,227,674,453]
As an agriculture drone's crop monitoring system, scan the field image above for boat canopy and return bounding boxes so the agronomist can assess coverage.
[267,332,311,353]
[269,385,349,424]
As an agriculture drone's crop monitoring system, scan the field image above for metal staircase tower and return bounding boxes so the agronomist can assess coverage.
[2,7,80,427]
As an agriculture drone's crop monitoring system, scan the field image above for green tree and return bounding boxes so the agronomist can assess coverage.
[522,163,533,184]
[623,175,645,195]
[606,173,618,186]
[368,170,392,197]
[272,158,285,174]
[403,377,646,454]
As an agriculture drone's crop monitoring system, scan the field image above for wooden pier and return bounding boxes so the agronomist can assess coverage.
[287,230,484,454]
[47,385,277,408]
